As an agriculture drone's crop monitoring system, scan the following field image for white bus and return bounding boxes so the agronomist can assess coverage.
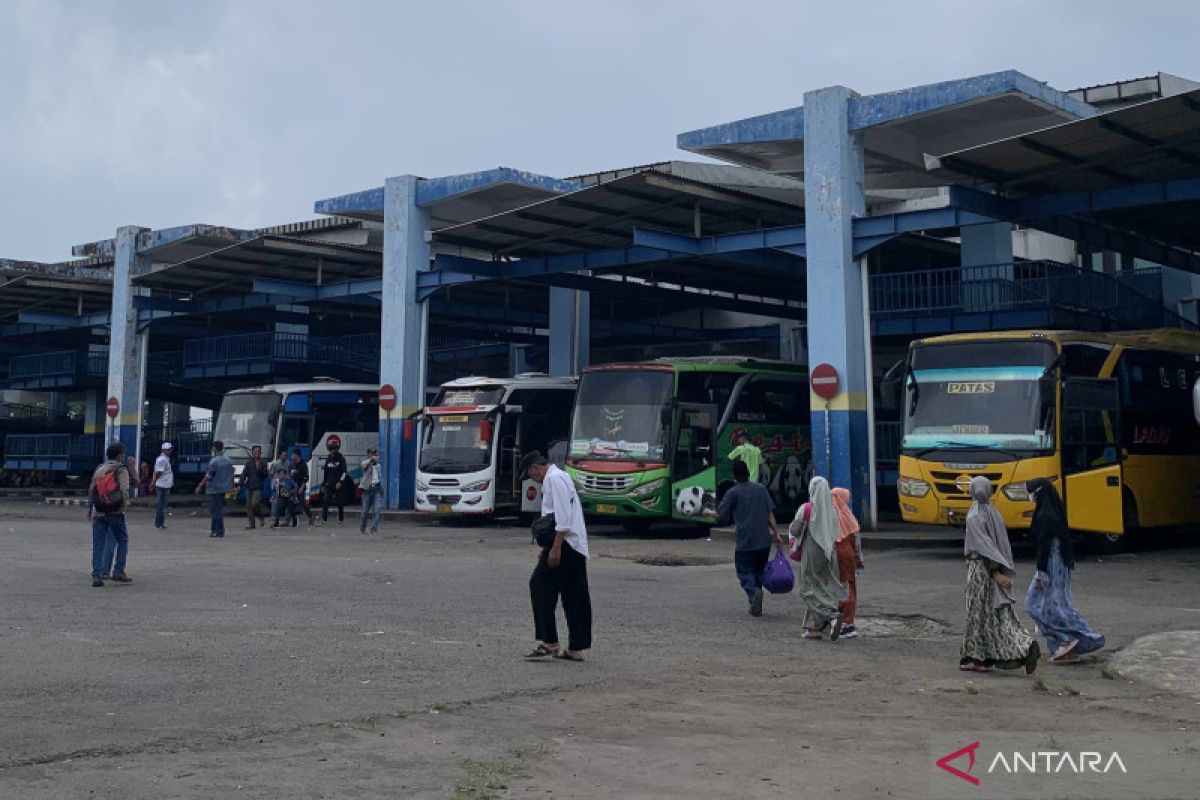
[211,382,378,500]
[415,375,577,515]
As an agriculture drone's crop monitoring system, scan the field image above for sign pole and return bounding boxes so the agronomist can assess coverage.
[823,399,831,478]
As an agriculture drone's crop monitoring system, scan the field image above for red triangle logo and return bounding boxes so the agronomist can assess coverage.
[936,740,981,786]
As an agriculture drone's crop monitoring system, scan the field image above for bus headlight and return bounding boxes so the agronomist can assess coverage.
[630,478,665,498]
[1002,482,1030,501]
[897,476,930,497]
[461,479,491,493]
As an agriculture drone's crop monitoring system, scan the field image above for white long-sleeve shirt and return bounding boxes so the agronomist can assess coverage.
[540,464,589,558]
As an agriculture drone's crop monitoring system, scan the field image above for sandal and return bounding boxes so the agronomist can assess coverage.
[524,644,559,660]
[1051,640,1079,662]
[802,630,823,640]
[554,651,585,662]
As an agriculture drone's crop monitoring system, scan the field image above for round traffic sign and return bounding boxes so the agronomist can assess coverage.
[378,384,397,412]
[326,433,342,449]
[811,363,840,400]
[105,396,120,418]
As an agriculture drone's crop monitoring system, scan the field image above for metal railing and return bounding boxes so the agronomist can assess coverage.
[4,433,103,461]
[871,261,1197,331]
[875,420,902,465]
[182,332,380,370]
[7,350,108,381]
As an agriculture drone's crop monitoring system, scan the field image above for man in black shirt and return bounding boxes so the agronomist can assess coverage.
[240,445,270,529]
[320,440,349,525]
[708,459,782,617]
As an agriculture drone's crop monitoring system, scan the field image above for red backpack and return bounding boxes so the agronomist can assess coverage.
[93,465,126,513]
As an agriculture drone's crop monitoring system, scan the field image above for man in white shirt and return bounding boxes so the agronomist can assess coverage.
[521,451,592,662]
[152,442,174,529]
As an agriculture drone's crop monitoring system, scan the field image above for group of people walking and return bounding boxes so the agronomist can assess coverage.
[961,477,1104,674]
[88,438,386,584]
[708,463,863,640]
[703,445,1104,674]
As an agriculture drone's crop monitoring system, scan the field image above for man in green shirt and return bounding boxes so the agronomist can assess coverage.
[728,431,764,483]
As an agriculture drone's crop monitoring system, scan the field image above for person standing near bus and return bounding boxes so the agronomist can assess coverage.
[830,487,864,639]
[728,430,765,482]
[240,445,270,530]
[793,477,848,640]
[195,440,234,538]
[320,439,348,525]
[152,442,174,529]
[359,446,382,534]
[521,451,592,662]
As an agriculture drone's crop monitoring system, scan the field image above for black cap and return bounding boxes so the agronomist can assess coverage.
[518,450,548,479]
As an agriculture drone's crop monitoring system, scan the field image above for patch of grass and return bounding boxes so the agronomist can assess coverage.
[1100,665,1120,680]
[453,761,516,800]
[1063,684,1081,697]
[1032,676,1049,693]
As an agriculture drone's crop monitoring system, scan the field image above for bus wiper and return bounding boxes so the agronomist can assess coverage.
[909,442,1030,459]
[907,441,990,459]
[420,457,460,469]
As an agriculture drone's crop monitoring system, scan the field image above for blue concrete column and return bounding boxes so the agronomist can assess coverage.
[803,86,873,525]
[548,287,589,376]
[379,175,431,510]
[961,221,1014,309]
[106,226,149,459]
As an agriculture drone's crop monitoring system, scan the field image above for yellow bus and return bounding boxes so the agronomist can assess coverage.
[897,329,1200,550]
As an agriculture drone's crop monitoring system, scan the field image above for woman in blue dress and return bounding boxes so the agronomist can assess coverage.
[1023,479,1105,663]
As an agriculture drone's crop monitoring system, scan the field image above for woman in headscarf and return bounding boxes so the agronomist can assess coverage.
[791,476,848,641]
[1023,479,1105,663]
[830,488,864,639]
[961,476,1040,674]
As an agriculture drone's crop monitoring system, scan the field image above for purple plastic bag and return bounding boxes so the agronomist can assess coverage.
[760,546,795,594]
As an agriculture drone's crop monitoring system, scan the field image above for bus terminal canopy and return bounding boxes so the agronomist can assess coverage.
[928,87,1200,254]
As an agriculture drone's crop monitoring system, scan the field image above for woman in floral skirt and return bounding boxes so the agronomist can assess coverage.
[960,476,1040,674]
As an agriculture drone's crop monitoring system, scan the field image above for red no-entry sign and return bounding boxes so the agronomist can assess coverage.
[811,363,840,400]
[378,384,397,412]
[105,396,120,418]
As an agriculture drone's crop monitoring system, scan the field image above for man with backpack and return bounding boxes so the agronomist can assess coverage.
[89,443,132,587]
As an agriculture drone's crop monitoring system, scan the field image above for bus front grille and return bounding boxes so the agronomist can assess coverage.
[579,474,636,494]
[930,471,1003,497]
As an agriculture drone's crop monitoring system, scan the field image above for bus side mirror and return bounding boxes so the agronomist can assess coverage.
[1193,378,1200,425]
[879,360,905,414]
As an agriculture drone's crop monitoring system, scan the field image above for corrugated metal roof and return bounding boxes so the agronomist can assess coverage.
[932,88,1200,193]
[432,167,803,258]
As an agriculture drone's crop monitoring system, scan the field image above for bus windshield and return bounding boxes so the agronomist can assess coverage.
[420,412,492,473]
[212,392,280,455]
[570,370,673,460]
[904,341,1056,452]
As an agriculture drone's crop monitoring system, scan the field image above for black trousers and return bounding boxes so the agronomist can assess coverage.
[321,485,344,522]
[529,541,592,651]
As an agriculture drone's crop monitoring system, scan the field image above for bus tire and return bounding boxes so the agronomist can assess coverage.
[621,519,654,535]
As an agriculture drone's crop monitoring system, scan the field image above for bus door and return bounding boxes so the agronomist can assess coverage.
[496,411,519,509]
[1061,378,1124,535]
[671,403,717,520]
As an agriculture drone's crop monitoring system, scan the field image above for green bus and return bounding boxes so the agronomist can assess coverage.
[565,357,811,530]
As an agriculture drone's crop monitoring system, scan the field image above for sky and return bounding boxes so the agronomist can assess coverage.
[2,0,1199,262]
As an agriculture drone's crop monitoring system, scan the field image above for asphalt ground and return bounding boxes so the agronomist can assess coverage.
[1,500,1199,799]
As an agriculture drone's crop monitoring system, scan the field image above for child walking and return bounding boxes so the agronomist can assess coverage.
[830,488,864,639]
